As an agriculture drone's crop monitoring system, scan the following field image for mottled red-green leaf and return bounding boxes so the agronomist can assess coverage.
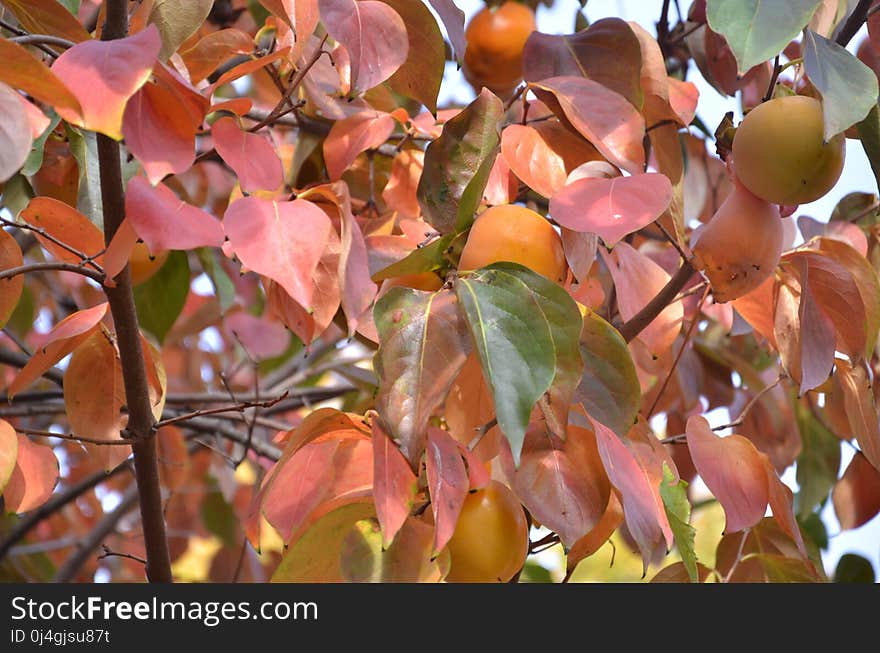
[686,415,769,533]
[371,421,418,547]
[550,173,672,246]
[340,516,450,581]
[425,426,469,555]
[3,434,59,514]
[51,25,161,139]
[530,76,646,175]
[125,177,224,251]
[832,452,880,530]
[211,116,283,193]
[0,228,24,328]
[374,288,471,466]
[417,89,503,235]
[223,196,332,311]
[522,18,643,109]
[317,0,408,93]
[9,302,108,399]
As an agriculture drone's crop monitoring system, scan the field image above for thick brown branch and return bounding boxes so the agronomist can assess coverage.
[619,261,695,343]
[836,0,873,47]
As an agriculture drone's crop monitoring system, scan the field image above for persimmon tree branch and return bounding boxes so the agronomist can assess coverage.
[8,34,75,50]
[0,262,104,283]
[618,261,696,343]
[836,0,873,47]
[95,0,172,583]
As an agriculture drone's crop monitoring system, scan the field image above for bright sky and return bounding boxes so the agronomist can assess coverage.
[439,0,880,581]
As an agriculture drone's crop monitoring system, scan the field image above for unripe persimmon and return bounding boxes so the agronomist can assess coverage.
[692,179,783,303]
[459,204,567,283]
[731,95,845,205]
[445,480,529,582]
[463,2,536,98]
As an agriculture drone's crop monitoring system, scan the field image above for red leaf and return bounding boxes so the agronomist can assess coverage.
[425,426,469,555]
[223,196,332,311]
[426,0,466,63]
[123,64,207,183]
[832,452,880,530]
[51,25,161,139]
[591,416,671,570]
[530,76,646,174]
[371,421,417,547]
[0,38,82,122]
[317,0,408,93]
[211,116,283,193]
[764,458,807,557]
[550,173,673,246]
[0,228,24,328]
[458,440,491,490]
[834,358,880,472]
[685,415,769,533]
[324,112,396,180]
[0,420,18,494]
[794,260,836,394]
[125,176,224,251]
[8,302,108,399]
[601,242,683,357]
[18,96,50,139]
[179,28,255,83]
[3,434,59,513]
[0,82,32,183]
[20,197,105,265]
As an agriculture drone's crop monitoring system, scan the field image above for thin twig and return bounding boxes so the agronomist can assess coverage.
[17,427,135,446]
[469,417,497,451]
[0,261,104,283]
[97,544,147,566]
[9,34,76,50]
[722,529,750,583]
[1,216,105,274]
[655,220,691,262]
[154,392,289,428]
[712,374,785,431]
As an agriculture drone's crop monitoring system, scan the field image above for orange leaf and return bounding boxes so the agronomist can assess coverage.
[2,0,91,43]
[834,358,880,472]
[0,38,82,122]
[180,28,254,82]
[371,421,417,548]
[157,425,188,492]
[323,111,395,180]
[0,420,18,494]
[381,149,424,218]
[8,302,108,399]
[211,117,283,193]
[258,1,319,60]
[206,47,291,94]
[3,434,59,514]
[21,197,105,265]
[0,228,24,328]
[51,25,161,139]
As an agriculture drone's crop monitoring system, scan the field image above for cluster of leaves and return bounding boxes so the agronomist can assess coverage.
[0,0,879,583]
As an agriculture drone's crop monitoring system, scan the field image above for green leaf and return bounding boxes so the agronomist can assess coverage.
[856,104,880,197]
[417,89,503,235]
[0,174,34,219]
[134,250,190,344]
[148,0,215,61]
[21,111,61,177]
[373,287,471,466]
[196,247,236,312]
[706,0,821,72]
[456,264,580,464]
[58,0,80,14]
[574,309,640,438]
[659,462,698,583]
[803,29,879,140]
[371,232,462,282]
[200,489,237,547]
[271,503,376,582]
[833,553,876,583]
[793,398,841,518]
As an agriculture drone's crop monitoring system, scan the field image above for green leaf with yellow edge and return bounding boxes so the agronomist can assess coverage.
[456,263,580,464]
[659,462,698,582]
[339,517,450,582]
[417,89,503,235]
[134,250,190,344]
[574,309,639,437]
[271,503,376,582]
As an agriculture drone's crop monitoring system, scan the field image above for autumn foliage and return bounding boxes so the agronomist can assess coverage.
[1,0,880,585]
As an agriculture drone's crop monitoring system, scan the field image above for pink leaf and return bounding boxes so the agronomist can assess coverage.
[667,77,699,126]
[51,25,161,139]
[601,242,684,357]
[3,434,59,513]
[223,311,291,360]
[372,421,417,548]
[425,426,469,555]
[530,76,646,174]
[317,0,408,93]
[9,302,109,399]
[323,110,396,180]
[550,173,672,246]
[211,116,283,193]
[0,83,32,183]
[223,196,332,311]
[125,176,224,251]
[457,441,491,490]
[591,416,671,571]
[500,124,569,199]
[686,415,770,533]
[18,95,50,139]
[426,0,466,64]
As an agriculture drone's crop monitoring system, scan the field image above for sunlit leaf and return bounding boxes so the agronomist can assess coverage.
[2,0,90,43]
[0,420,18,495]
[0,82,32,184]
[2,434,59,514]
[148,0,214,61]
[833,358,880,472]
[0,39,82,123]
[20,196,105,265]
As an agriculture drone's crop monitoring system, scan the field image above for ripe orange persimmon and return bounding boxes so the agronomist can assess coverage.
[129,242,168,285]
[383,271,444,292]
[463,1,536,97]
[445,480,529,582]
[731,95,845,205]
[458,204,567,283]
